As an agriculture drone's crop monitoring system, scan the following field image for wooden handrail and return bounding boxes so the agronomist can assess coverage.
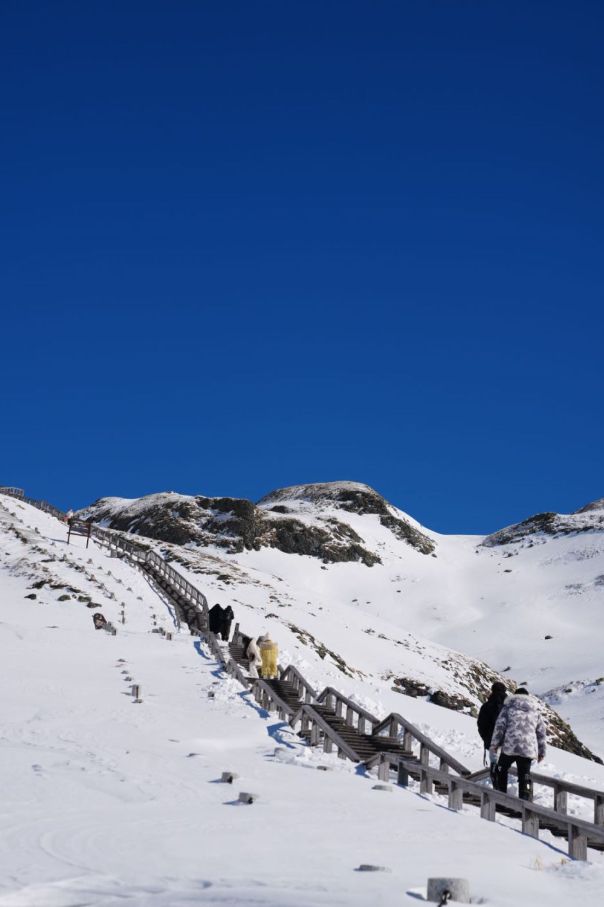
[291,703,361,762]
[0,487,25,498]
[280,665,317,703]
[316,686,379,730]
[373,712,470,776]
[467,766,604,825]
[369,752,604,860]
[252,678,296,718]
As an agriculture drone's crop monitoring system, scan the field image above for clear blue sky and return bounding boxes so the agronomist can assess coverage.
[1,1,602,533]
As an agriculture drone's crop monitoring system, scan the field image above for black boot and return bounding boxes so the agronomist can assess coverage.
[518,777,533,801]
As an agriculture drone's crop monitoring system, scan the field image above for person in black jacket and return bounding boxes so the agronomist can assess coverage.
[208,603,224,635]
[478,682,507,775]
[219,605,234,641]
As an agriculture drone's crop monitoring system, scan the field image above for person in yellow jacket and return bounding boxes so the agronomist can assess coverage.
[259,634,279,679]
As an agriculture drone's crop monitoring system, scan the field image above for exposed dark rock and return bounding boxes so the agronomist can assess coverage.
[259,482,435,555]
[392,677,430,698]
[429,689,477,716]
[79,486,387,567]
[379,513,435,555]
[484,507,604,547]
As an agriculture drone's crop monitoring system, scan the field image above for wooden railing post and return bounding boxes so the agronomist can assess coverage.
[310,722,320,746]
[323,735,333,754]
[595,795,604,826]
[378,758,390,782]
[568,824,588,861]
[397,763,409,787]
[420,744,429,768]
[403,730,414,753]
[554,784,568,815]
[480,790,496,821]
[448,779,463,811]
[419,767,433,795]
[522,806,540,839]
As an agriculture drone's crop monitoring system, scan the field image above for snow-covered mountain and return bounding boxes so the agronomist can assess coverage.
[80,482,604,758]
[81,481,435,563]
[3,490,604,906]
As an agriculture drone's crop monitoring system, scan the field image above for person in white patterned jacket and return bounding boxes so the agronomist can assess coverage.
[489,687,547,800]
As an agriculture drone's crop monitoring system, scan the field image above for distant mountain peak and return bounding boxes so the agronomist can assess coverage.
[574,497,604,514]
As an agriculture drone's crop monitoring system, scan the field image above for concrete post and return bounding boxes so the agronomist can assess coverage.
[427,878,470,903]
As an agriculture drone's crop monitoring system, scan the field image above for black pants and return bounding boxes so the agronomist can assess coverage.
[495,754,533,800]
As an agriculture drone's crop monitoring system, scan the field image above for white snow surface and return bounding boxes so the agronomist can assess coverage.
[80,485,604,755]
[2,494,604,905]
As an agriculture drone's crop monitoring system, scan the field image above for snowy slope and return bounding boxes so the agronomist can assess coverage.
[2,495,604,906]
[81,483,604,755]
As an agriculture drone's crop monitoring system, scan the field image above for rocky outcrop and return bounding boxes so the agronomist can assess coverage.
[574,498,604,514]
[483,503,604,547]
[80,490,381,566]
[80,481,435,565]
[258,482,436,554]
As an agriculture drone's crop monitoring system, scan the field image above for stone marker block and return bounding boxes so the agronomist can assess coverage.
[427,878,470,903]
[221,771,239,784]
[317,765,333,772]
[357,864,390,872]
[238,791,257,804]
[372,784,393,792]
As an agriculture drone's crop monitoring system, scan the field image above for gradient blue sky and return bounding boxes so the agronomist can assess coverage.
[1,1,602,533]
